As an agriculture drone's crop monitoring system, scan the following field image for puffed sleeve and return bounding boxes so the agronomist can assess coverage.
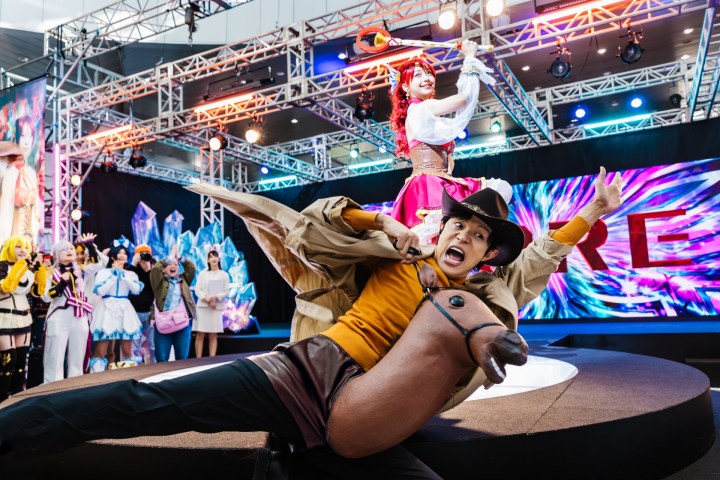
[93,269,115,296]
[406,57,492,145]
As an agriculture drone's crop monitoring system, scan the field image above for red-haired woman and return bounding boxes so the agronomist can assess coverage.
[388,39,512,245]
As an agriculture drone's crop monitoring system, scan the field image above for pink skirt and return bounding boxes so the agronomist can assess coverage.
[390,173,483,244]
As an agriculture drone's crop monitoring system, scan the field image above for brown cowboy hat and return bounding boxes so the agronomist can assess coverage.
[441,188,524,266]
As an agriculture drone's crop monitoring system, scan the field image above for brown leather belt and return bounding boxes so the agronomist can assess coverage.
[0,308,31,316]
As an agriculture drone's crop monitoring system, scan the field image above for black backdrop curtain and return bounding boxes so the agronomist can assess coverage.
[82,117,720,324]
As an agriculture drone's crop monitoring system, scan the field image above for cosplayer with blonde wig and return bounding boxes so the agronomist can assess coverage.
[40,240,93,384]
[0,235,42,401]
[387,43,513,245]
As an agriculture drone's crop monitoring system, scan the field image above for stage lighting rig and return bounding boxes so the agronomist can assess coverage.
[618,26,644,65]
[548,41,572,80]
[437,1,458,30]
[100,152,117,174]
[129,147,147,168]
[354,87,374,122]
[245,115,263,144]
[669,93,682,108]
[208,122,229,151]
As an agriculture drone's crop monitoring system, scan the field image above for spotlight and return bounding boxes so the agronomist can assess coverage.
[630,96,643,108]
[70,209,89,222]
[100,158,117,174]
[354,88,374,122]
[457,129,468,140]
[437,1,457,30]
[618,27,644,65]
[70,174,83,186]
[669,93,682,108]
[573,105,587,119]
[548,42,572,79]
[489,120,502,133]
[245,116,263,144]
[378,144,387,154]
[349,146,359,159]
[209,133,227,151]
[486,0,504,17]
[260,166,269,175]
[129,148,147,168]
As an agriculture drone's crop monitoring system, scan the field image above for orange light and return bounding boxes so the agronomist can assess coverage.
[83,125,132,141]
[532,0,626,25]
[194,93,254,113]
[343,48,424,74]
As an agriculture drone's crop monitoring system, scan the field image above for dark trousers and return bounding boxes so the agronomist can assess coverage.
[0,358,441,479]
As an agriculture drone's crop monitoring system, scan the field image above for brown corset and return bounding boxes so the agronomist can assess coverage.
[410,143,448,175]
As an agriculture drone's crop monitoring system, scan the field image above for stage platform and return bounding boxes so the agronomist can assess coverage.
[2,321,718,479]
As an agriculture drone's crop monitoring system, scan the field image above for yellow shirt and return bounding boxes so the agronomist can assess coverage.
[326,207,592,371]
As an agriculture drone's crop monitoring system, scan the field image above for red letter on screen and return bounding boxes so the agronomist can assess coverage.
[549,220,609,272]
[627,209,692,268]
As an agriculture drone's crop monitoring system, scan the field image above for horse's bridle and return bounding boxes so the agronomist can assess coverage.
[412,264,502,367]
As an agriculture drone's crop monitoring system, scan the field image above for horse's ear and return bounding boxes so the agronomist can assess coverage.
[418,264,439,289]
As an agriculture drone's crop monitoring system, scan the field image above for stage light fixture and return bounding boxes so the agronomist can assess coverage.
[378,144,387,154]
[129,147,148,168]
[573,105,587,120]
[548,42,572,80]
[209,133,227,151]
[70,174,83,186]
[354,87,374,122]
[669,93,682,108]
[100,158,117,174]
[630,96,643,109]
[618,27,644,65]
[486,0,504,17]
[245,116,263,144]
[489,119,502,133]
[349,146,359,159]
[70,209,83,222]
[260,166,269,175]
[437,1,458,30]
[457,129,468,140]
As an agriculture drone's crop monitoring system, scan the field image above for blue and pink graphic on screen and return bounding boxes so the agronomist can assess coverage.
[363,158,720,320]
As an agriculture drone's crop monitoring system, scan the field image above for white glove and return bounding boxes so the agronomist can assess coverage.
[484,178,513,204]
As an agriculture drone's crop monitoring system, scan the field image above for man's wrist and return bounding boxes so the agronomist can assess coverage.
[578,201,604,226]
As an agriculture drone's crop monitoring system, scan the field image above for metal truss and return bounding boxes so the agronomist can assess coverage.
[49,0,717,229]
[687,1,720,120]
[301,97,396,152]
[481,54,552,144]
[44,0,246,60]
[199,148,224,226]
[480,0,708,59]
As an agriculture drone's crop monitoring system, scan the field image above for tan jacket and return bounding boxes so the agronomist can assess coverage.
[187,184,574,409]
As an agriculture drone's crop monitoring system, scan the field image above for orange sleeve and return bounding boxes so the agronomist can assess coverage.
[341,207,380,232]
[550,215,591,246]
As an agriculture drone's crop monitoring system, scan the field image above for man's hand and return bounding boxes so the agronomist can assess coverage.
[579,166,624,225]
[375,214,421,264]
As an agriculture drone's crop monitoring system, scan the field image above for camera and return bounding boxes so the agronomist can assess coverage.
[140,253,153,262]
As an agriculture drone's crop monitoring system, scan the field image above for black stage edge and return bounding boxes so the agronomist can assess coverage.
[1,342,714,480]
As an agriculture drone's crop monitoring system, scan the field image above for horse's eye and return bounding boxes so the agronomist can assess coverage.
[449,295,464,308]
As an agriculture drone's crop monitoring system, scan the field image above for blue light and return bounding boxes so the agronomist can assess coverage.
[260,166,269,175]
[457,129,468,140]
[573,105,587,119]
[630,96,643,108]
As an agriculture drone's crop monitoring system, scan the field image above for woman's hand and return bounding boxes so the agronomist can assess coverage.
[375,214,421,264]
[460,39,478,58]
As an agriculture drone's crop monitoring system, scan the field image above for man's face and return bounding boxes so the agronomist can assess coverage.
[434,216,499,280]
[164,260,179,277]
